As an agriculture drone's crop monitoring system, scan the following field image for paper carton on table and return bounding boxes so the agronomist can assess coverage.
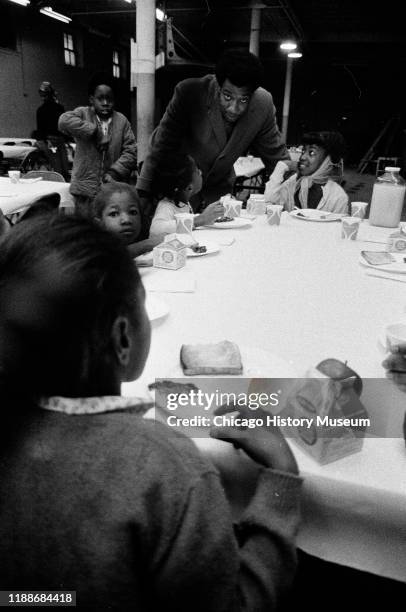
[283,365,368,464]
[153,238,187,270]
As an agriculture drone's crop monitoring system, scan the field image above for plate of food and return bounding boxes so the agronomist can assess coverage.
[205,217,253,229]
[290,209,344,222]
[359,251,406,274]
[166,340,296,378]
[186,241,220,257]
[145,294,169,322]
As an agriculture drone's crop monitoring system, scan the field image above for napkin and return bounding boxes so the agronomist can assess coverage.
[139,267,196,293]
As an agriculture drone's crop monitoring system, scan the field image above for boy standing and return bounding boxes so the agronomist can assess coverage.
[59,73,137,216]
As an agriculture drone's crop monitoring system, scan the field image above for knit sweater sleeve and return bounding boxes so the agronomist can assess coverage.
[148,463,302,612]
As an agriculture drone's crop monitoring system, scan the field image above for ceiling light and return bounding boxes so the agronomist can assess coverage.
[280,41,297,51]
[9,0,30,6]
[39,6,71,23]
[156,8,166,21]
[288,52,302,58]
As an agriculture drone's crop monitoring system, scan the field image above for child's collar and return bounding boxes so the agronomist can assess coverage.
[38,395,153,416]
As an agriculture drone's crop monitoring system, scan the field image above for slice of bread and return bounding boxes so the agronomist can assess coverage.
[180,340,243,375]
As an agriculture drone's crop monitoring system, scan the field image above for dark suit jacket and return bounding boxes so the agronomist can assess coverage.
[137,74,288,209]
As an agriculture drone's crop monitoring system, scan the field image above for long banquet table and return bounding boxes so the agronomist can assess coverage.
[0,176,74,215]
[123,211,406,583]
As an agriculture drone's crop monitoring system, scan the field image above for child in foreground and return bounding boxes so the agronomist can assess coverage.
[264,131,349,213]
[149,153,225,237]
[0,215,301,610]
[94,182,162,258]
[59,72,137,217]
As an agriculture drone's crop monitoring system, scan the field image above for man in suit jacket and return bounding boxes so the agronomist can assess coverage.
[137,49,288,213]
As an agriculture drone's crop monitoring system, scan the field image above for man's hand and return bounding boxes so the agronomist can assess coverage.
[102,173,115,183]
[194,201,225,227]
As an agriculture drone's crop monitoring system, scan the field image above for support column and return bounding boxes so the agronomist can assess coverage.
[136,0,156,162]
[249,8,261,56]
[281,57,292,143]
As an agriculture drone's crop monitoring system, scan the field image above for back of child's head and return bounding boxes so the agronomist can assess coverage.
[301,131,347,164]
[94,182,141,219]
[151,153,196,203]
[88,71,115,97]
[0,215,142,398]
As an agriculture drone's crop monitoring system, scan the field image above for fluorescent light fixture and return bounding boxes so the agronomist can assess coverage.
[280,41,297,51]
[288,52,302,58]
[156,8,166,21]
[9,0,30,6]
[40,6,72,23]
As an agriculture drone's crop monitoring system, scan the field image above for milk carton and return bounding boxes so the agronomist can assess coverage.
[153,238,187,270]
[386,226,406,253]
[283,359,368,464]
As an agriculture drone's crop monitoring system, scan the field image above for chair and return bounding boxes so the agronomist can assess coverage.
[24,170,66,182]
[17,192,61,223]
[20,149,51,173]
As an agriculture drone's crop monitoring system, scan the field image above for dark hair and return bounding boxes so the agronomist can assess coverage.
[93,182,141,218]
[151,153,197,205]
[0,215,141,398]
[88,71,115,97]
[215,49,264,92]
[301,131,347,164]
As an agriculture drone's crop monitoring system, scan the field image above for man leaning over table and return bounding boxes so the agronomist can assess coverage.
[136,49,289,220]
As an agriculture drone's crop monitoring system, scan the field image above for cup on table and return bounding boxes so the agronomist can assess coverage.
[385,322,406,352]
[266,204,283,226]
[8,170,21,184]
[223,197,242,218]
[351,201,368,219]
[341,216,361,240]
[175,213,194,235]
[246,195,266,215]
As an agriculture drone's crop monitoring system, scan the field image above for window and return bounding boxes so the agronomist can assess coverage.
[113,49,121,78]
[64,33,76,66]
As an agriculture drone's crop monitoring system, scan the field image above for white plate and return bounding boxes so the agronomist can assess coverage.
[168,345,296,378]
[290,209,344,222]
[186,241,220,257]
[205,218,253,229]
[145,295,169,322]
[0,193,18,197]
[359,253,406,274]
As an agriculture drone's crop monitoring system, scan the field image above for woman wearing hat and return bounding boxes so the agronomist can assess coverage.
[264,131,349,213]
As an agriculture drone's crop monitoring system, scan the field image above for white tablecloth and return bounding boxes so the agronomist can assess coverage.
[0,177,74,214]
[123,212,406,582]
[0,145,36,160]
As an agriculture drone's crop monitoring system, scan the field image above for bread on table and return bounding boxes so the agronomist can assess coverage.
[180,340,243,375]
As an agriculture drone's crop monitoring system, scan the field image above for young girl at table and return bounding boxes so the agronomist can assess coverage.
[264,131,349,213]
[58,72,137,218]
[149,153,224,237]
[93,181,162,258]
[0,215,301,611]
